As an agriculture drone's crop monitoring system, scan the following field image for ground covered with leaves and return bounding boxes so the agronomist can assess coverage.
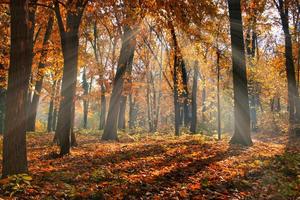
[0,131,299,199]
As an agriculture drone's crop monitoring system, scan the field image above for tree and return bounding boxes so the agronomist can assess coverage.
[228,0,252,146]
[190,61,198,134]
[27,16,54,131]
[2,0,31,177]
[274,0,300,134]
[102,25,137,141]
[54,0,87,155]
[82,67,89,129]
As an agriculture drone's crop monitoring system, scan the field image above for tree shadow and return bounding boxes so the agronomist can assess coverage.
[122,144,248,198]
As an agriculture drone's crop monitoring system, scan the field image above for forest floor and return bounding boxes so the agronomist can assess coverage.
[0,131,299,200]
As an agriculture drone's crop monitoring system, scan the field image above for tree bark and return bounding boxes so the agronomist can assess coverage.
[216,50,221,140]
[102,26,136,141]
[99,85,106,130]
[118,95,127,130]
[47,80,57,132]
[54,1,85,155]
[82,67,89,129]
[0,63,6,134]
[170,23,181,136]
[276,0,300,127]
[190,61,198,134]
[2,0,31,177]
[129,94,137,129]
[228,0,252,146]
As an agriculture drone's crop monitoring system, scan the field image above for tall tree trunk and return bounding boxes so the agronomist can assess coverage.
[276,0,300,130]
[54,2,85,155]
[146,74,154,132]
[181,61,190,127]
[2,0,31,177]
[170,23,181,136]
[82,67,89,129]
[25,0,37,132]
[47,98,54,132]
[190,61,198,134]
[228,0,252,146]
[246,23,258,132]
[92,22,107,131]
[216,50,221,140]
[52,79,60,132]
[99,85,106,130]
[28,16,54,131]
[102,26,136,141]
[47,80,57,132]
[201,79,206,123]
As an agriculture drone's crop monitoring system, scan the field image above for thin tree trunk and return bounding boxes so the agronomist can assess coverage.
[146,74,153,132]
[82,67,89,129]
[99,86,106,130]
[129,94,137,129]
[190,61,198,134]
[47,80,57,132]
[228,0,252,146]
[216,50,221,140]
[92,22,107,131]
[28,16,54,131]
[2,0,31,177]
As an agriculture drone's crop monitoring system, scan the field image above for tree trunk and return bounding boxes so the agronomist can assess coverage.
[129,94,137,129]
[190,61,198,134]
[47,80,57,132]
[228,0,252,146]
[70,102,77,147]
[118,96,127,130]
[170,23,181,136]
[102,26,136,141]
[201,80,206,123]
[181,61,190,127]
[52,80,60,132]
[99,85,106,130]
[216,50,221,140]
[54,2,85,155]
[82,67,89,129]
[276,0,300,127]
[92,22,107,131]
[2,0,31,177]
[25,0,37,132]
[0,63,6,134]
[146,75,154,132]
[28,16,54,131]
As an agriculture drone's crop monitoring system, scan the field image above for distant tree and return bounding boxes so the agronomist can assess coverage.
[190,61,198,134]
[28,16,54,132]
